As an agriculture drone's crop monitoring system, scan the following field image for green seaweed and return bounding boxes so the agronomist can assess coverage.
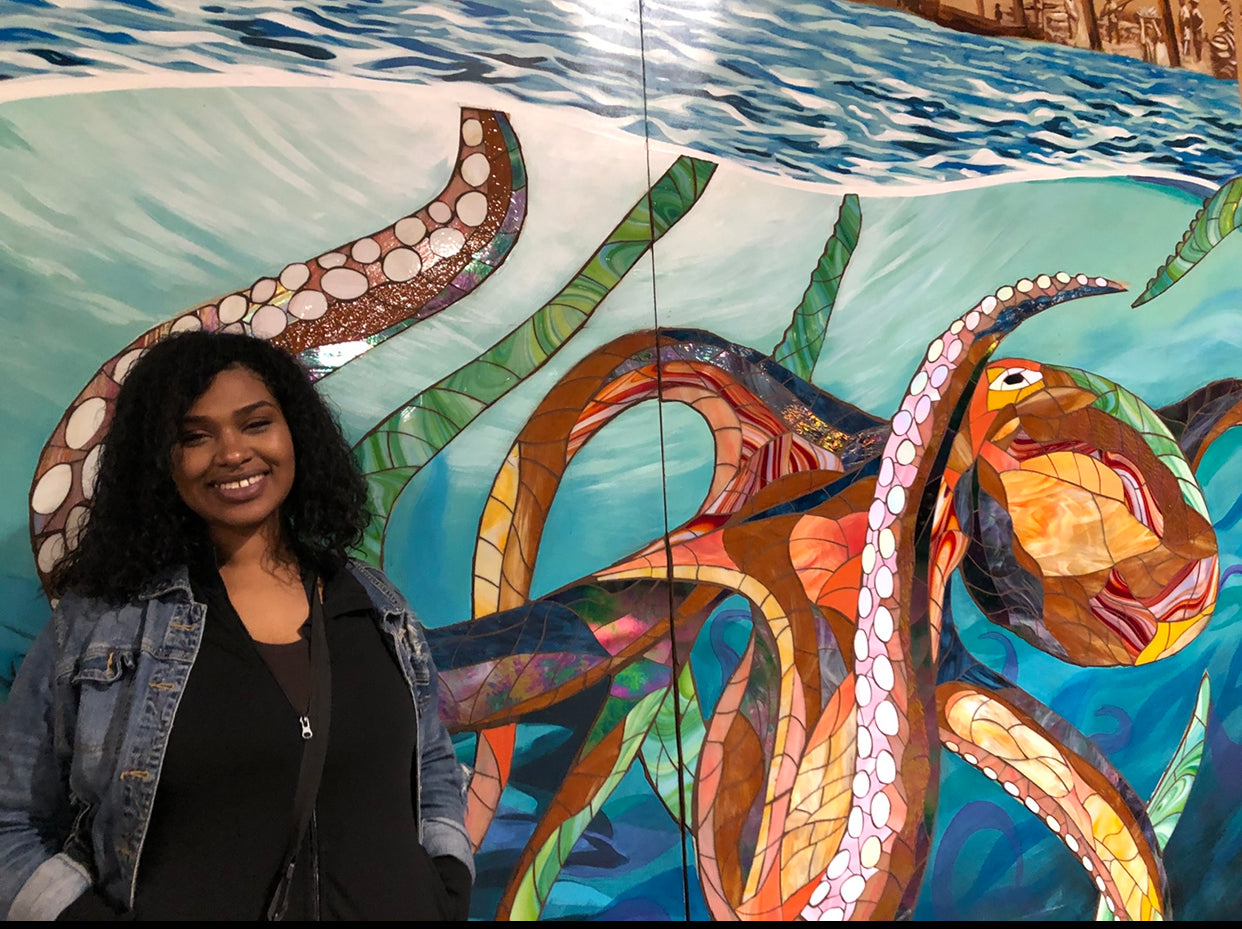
[352,156,717,566]
[509,686,666,920]
[771,193,861,380]
[1133,175,1242,307]
[1096,674,1210,920]
[639,662,706,824]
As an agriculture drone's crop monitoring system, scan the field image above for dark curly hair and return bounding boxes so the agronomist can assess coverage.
[50,331,369,600]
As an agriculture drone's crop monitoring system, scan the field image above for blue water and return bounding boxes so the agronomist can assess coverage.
[1,0,1240,185]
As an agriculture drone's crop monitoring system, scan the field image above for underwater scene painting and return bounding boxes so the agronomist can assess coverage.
[5,0,1242,919]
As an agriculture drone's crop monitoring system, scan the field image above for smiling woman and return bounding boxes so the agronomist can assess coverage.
[0,332,473,921]
[171,368,298,558]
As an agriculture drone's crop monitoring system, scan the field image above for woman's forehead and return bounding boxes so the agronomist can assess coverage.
[183,365,280,419]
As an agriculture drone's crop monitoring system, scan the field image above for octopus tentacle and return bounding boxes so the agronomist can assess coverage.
[937,682,1164,920]
[696,634,761,919]
[29,108,526,590]
[1156,377,1242,470]
[468,327,875,852]
[473,328,881,617]
[801,273,1125,920]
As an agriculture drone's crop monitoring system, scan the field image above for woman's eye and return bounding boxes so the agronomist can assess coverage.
[244,419,272,432]
[178,432,209,447]
[989,366,1043,391]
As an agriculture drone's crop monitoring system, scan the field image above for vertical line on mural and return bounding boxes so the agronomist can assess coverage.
[637,0,692,920]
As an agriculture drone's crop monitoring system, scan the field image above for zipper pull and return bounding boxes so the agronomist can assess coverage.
[299,715,313,740]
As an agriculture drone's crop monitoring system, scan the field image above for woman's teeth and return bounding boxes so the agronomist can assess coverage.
[217,475,263,490]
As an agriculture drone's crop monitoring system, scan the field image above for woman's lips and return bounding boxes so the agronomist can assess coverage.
[210,472,270,503]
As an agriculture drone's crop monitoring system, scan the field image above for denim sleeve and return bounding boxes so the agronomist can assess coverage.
[0,620,90,920]
[414,624,474,882]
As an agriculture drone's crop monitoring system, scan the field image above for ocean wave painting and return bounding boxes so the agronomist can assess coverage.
[3,0,1242,920]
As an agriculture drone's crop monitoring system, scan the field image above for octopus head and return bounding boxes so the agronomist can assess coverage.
[948,359,1217,666]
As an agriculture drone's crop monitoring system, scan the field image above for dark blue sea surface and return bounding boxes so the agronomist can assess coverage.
[0,0,1240,184]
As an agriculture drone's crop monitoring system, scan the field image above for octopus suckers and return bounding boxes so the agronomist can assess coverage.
[250,277,277,303]
[395,216,428,246]
[856,676,873,707]
[351,238,381,264]
[870,791,891,827]
[826,850,851,880]
[873,655,894,691]
[852,771,870,798]
[32,463,72,515]
[876,750,896,784]
[461,151,491,186]
[280,263,310,290]
[875,701,899,735]
[462,118,484,145]
[854,629,870,661]
[873,606,894,642]
[840,875,866,904]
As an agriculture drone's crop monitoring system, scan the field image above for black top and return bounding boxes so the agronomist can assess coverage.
[59,563,470,920]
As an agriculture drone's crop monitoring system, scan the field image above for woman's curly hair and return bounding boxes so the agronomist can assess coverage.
[50,331,369,600]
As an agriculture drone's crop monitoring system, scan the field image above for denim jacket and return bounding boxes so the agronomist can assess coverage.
[0,560,472,920]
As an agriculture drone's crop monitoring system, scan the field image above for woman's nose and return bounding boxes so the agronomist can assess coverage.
[216,430,251,463]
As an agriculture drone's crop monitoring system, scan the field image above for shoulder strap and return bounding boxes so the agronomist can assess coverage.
[266,576,331,921]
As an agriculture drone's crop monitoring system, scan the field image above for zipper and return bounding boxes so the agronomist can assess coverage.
[299,715,313,739]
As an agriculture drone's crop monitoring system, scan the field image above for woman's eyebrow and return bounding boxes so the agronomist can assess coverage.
[180,400,278,424]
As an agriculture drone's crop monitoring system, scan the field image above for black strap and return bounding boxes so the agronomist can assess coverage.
[266,576,331,921]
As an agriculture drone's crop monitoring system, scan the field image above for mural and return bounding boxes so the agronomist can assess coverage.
[4,0,1242,920]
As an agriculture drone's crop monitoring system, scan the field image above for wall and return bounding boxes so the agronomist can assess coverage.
[3,0,1242,919]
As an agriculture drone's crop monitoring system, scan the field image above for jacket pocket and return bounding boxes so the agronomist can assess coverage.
[70,650,138,766]
[72,649,135,686]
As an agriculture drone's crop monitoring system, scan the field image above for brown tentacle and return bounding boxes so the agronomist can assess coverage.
[937,683,1164,920]
[29,108,523,589]
[1156,377,1242,471]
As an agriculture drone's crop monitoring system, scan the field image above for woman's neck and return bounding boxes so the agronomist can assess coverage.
[210,519,299,583]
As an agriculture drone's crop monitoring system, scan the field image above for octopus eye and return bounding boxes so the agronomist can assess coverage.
[990,366,1043,391]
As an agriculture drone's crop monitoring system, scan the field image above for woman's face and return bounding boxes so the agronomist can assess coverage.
[170,365,296,552]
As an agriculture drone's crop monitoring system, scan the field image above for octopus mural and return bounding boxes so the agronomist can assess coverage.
[22,108,1242,920]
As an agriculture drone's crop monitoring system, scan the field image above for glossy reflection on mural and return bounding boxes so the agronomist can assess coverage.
[4,0,1242,921]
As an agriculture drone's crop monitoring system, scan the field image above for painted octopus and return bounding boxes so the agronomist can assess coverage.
[436,277,1232,920]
